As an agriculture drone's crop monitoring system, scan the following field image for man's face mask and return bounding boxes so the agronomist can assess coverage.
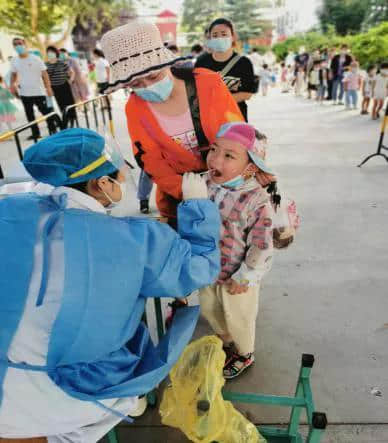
[133,75,174,103]
[15,44,26,55]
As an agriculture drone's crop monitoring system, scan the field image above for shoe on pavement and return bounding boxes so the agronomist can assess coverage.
[139,199,150,214]
[223,352,255,379]
[338,101,344,105]
[129,395,147,418]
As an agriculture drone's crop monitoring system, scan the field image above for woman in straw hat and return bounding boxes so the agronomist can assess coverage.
[101,21,274,224]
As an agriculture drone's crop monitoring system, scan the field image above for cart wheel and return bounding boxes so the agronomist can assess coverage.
[147,390,158,408]
[302,353,315,368]
[312,412,328,429]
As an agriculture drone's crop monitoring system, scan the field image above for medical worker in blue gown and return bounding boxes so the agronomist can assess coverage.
[0,128,221,442]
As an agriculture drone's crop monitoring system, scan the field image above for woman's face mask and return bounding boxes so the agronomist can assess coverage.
[207,37,232,53]
[59,53,67,61]
[47,52,57,60]
[132,75,174,103]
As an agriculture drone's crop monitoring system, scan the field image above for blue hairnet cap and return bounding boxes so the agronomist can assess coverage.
[23,128,119,186]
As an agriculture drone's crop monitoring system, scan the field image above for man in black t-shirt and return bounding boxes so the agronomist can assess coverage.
[195,51,256,121]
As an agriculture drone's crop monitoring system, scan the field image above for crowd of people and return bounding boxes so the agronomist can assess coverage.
[275,44,388,120]
[0,39,113,138]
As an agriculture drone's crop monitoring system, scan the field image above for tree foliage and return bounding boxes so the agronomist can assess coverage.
[181,0,224,42]
[318,0,369,36]
[351,21,388,66]
[223,0,262,42]
[362,0,388,30]
[0,0,132,52]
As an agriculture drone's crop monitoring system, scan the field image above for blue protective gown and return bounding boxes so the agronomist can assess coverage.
[0,186,220,441]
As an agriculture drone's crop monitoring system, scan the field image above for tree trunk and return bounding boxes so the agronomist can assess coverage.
[30,0,39,36]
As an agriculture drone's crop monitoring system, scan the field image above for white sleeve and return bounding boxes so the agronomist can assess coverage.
[10,58,17,73]
[38,57,47,71]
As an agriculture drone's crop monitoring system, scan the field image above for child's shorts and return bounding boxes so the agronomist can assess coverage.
[198,283,260,355]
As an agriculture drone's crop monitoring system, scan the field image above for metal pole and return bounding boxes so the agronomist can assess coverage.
[107,430,118,443]
[74,107,80,128]
[83,103,90,129]
[358,105,388,167]
[106,96,115,136]
[288,354,314,437]
[154,298,164,341]
[63,107,69,129]
[92,100,99,129]
[100,97,107,127]
[15,133,23,161]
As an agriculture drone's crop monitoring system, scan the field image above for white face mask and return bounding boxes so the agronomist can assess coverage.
[101,177,127,210]
[381,69,388,75]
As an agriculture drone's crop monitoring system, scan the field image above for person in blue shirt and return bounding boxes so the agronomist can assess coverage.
[0,128,220,442]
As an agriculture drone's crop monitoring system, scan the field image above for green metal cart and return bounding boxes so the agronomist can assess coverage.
[107,299,327,443]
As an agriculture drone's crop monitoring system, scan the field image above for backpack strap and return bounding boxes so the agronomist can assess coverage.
[219,55,241,77]
[184,74,209,161]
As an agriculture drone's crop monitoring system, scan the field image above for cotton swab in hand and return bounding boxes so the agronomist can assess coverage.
[199,169,215,176]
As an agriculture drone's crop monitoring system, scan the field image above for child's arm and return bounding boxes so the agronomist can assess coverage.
[231,203,274,287]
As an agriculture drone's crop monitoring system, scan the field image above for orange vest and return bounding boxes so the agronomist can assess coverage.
[126,68,244,218]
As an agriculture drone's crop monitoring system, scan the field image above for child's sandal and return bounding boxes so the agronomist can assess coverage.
[223,353,255,379]
[222,343,236,366]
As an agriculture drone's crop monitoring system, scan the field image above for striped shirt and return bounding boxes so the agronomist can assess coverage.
[46,61,69,86]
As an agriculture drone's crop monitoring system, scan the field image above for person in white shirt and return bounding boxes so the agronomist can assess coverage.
[93,48,110,94]
[248,48,263,76]
[93,48,111,110]
[10,37,57,140]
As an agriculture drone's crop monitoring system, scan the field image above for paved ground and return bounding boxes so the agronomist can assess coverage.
[2,88,388,442]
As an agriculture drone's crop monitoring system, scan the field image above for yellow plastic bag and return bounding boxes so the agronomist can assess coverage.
[159,336,266,443]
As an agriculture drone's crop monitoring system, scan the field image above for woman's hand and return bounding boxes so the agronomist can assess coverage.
[223,278,249,295]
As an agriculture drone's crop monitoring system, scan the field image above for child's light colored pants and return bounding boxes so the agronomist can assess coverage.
[345,90,358,108]
[198,283,260,355]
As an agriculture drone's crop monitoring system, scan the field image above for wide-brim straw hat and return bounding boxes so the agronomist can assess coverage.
[100,21,190,93]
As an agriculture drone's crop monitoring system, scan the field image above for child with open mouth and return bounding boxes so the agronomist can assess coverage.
[199,121,275,379]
